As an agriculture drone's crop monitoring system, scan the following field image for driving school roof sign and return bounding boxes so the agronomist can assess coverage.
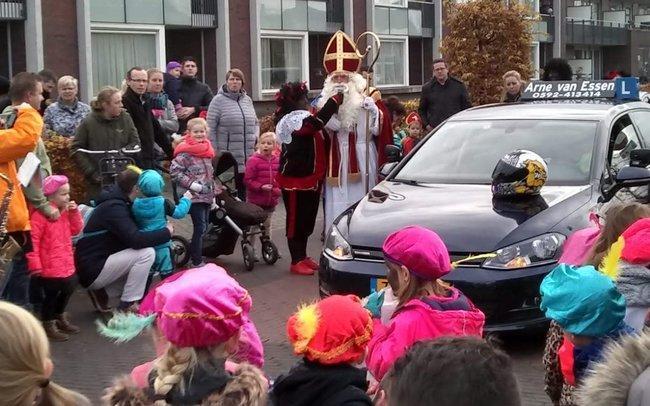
[521,77,639,101]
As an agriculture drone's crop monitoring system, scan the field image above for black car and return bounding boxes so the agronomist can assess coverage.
[319,97,650,332]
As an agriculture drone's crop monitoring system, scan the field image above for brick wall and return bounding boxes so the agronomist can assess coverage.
[353,0,367,39]
[229,0,252,94]
[42,0,79,79]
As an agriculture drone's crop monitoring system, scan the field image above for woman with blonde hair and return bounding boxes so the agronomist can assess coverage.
[71,86,140,202]
[501,70,525,103]
[0,301,90,405]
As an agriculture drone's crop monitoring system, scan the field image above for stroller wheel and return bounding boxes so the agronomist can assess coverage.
[242,243,255,272]
[171,235,191,268]
[261,240,279,265]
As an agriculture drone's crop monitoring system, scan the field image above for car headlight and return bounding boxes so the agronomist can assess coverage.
[324,214,353,260]
[483,233,565,270]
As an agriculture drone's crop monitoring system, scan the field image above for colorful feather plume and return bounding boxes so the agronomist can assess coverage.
[600,236,624,280]
[292,303,320,353]
[96,313,156,343]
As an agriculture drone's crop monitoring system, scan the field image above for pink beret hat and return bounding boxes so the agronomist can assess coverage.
[155,265,251,348]
[382,225,451,280]
[42,175,69,196]
[621,218,650,264]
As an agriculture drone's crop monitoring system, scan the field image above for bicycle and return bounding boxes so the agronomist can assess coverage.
[72,146,142,190]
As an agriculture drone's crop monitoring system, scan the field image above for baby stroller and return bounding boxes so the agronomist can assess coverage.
[171,152,279,271]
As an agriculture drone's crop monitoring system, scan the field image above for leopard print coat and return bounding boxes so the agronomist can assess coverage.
[543,321,576,406]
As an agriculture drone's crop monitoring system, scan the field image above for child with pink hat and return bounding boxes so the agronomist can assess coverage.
[100,265,268,405]
[365,225,485,381]
[130,264,264,389]
[25,175,83,342]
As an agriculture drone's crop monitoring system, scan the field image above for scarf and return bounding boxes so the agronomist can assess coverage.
[145,92,169,110]
[173,135,215,159]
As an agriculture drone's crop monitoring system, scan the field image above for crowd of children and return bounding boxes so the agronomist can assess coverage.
[3,68,650,405]
[3,196,650,404]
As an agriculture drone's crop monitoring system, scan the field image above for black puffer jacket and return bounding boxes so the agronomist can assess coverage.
[178,76,214,132]
[270,359,373,406]
[74,185,171,287]
[418,77,472,129]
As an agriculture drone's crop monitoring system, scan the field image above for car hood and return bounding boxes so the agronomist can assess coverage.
[345,182,592,253]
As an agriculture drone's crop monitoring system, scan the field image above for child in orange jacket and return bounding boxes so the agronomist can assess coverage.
[26,175,83,341]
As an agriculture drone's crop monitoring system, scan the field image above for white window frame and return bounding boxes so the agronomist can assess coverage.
[258,30,310,95]
[531,41,540,80]
[374,0,407,7]
[374,35,409,88]
[89,23,166,95]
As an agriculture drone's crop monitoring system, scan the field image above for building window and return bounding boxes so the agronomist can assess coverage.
[375,0,407,7]
[375,6,409,35]
[260,0,343,32]
[90,25,165,93]
[261,33,308,91]
[374,38,408,86]
[408,36,433,85]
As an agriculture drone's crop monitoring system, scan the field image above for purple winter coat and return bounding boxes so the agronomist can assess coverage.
[244,152,280,209]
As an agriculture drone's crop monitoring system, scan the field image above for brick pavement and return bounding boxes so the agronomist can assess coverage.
[50,203,552,405]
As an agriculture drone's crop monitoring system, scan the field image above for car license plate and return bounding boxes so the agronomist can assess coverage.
[370,277,389,293]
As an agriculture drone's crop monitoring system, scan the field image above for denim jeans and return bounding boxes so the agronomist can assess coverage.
[0,251,31,308]
[189,203,210,266]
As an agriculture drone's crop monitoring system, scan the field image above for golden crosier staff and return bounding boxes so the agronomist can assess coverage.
[355,32,381,194]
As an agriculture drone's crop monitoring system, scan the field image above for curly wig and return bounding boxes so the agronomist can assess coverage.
[273,81,309,124]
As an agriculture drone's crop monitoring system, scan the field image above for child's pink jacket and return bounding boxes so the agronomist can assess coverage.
[366,287,485,381]
[244,152,280,208]
[26,204,83,278]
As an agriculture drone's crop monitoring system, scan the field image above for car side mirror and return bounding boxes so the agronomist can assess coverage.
[379,162,398,179]
[384,145,401,163]
[600,166,650,202]
[615,166,650,183]
[630,149,650,167]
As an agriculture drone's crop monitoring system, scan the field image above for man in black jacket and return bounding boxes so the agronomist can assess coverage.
[418,58,472,131]
[75,169,172,311]
[177,56,214,133]
[123,67,172,169]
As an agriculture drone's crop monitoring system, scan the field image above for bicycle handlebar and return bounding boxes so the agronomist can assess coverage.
[73,146,141,155]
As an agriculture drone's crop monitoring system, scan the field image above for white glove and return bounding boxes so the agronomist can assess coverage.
[171,133,183,142]
[325,116,341,132]
[182,190,193,200]
[362,97,376,110]
[189,182,203,193]
[211,198,218,210]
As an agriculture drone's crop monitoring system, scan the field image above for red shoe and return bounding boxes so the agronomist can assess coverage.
[303,257,319,270]
[290,261,315,276]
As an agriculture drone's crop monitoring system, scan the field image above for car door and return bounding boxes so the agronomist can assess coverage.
[606,113,646,203]
[629,110,650,149]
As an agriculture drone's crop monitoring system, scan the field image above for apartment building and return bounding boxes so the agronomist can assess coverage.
[539,0,650,80]
[3,0,648,106]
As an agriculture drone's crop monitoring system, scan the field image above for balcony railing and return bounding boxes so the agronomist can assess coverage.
[191,0,217,28]
[0,0,25,20]
[565,19,628,46]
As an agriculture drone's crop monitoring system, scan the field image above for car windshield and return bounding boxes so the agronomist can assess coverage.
[394,119,598,186]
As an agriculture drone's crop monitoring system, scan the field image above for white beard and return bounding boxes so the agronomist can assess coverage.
[317,72,366,132]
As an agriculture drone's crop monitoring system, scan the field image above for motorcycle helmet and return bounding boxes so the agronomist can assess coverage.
[491,150,548,197]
